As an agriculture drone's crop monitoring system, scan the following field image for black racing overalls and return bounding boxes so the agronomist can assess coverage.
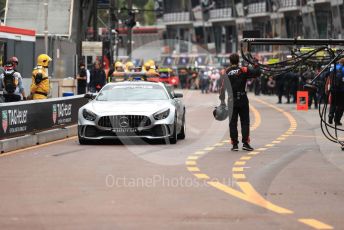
[220,65,261,145]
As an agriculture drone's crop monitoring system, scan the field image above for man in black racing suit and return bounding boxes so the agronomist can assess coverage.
[219,53,261,151]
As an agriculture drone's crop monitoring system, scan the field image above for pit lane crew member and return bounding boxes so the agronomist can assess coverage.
[144,60,160,77]
[108,61,125,83]
[219,53,261,151]
[125,61,135,73]
[328,58,344,125]
[30,54,52,100]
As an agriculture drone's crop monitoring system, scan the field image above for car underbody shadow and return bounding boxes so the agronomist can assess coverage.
[88,138,169,146]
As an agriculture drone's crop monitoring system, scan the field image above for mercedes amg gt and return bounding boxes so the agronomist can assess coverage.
[78,81,186,144]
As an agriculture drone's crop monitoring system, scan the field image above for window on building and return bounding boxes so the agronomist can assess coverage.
[340,5,344,31]
[215,0,231,8]
[316,9,331,38]
[163,0,189,13]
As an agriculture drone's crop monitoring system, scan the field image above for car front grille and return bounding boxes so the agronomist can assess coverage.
[98,115,151,128]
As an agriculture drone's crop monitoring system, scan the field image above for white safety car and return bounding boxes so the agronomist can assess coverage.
[78,81,186,144]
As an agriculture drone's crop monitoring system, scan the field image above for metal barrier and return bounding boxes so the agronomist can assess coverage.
[0,96,88,140]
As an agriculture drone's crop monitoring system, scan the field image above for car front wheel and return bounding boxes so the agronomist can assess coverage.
[168,121,178,144]
[177,111,186,140]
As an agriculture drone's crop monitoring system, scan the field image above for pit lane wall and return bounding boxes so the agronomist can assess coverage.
[0,96,88,153]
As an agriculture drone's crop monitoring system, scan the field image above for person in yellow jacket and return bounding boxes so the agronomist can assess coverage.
[125,61,135,73]
[30,54,52,100]
[108,61,125,82]
[144,60,159,77]
[142,60,155,73]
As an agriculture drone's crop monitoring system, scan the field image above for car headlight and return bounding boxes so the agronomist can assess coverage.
[82,109,97,121]
[153,108,170,120]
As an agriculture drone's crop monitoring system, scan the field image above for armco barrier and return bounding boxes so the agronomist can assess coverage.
[0,96,88,140]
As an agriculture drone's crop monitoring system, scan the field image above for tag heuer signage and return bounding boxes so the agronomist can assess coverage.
[1,109,28,134]
[0,96,88,139]
[52,103,73,125]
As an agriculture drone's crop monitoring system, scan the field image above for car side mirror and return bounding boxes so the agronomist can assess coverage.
[84,93,96,100]
[174,93,183,98]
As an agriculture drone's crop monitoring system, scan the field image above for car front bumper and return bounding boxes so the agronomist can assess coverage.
[78,124,174,140]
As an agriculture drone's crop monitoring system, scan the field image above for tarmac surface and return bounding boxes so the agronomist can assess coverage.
[0,90,343,230]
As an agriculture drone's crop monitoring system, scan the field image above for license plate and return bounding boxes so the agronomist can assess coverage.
[112,128,137,133]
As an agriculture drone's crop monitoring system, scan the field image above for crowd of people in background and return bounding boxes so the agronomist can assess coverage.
[247,65,322,107]
[76,58,341,108]
[1,55,343,127]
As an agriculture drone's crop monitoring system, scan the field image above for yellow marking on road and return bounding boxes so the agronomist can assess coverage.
[185,161,197,166]
[298,219,333,230]
[0,136,78,157]
[272,140,281,144]
[214,143,224,147]
[248,151,260,155]
[237,182,293,214]
[208,181,293,214]
[222,140,230,143]
[250,104,262,132]
[281,134,289,137]
[188,156,199,160]
[187,167,200,172]
[204,147,215,151]
[265,144,275,147]
[234,161,246,166]
[193,173,209,179]
[233,174,246,179]
[232,167,244,172]
[257,148,268,151]
[194,151,206,155]
[240,156,251,161]
[208,181,251,201]
[277,137,286,140]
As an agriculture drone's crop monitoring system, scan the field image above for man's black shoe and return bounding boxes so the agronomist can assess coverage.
[329,116,333,124]
[335,122,342,126]
[231,144,239,151]
[243,143,254,151]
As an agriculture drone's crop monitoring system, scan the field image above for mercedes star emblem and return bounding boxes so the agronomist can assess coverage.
[119,116,129,128]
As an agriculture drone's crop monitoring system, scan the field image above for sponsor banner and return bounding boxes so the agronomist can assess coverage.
[0,96,88,139]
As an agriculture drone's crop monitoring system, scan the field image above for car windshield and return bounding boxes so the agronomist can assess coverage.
[96,84,169,101]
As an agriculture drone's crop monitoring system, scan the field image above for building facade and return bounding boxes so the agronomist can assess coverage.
[159,0,344,55]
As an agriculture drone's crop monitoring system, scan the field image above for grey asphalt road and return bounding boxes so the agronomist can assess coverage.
[0,90,343,230]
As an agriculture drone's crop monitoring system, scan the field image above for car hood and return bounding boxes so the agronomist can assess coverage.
[88,100,171,114]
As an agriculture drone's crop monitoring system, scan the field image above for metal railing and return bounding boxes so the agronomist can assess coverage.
[163,12,191,24]
[209,7,232,19]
